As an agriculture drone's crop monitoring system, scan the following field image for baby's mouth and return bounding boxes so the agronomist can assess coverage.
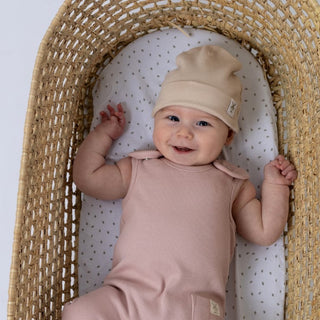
[173,146,193,153]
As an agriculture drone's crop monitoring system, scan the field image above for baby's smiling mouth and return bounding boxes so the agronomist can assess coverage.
[173,146,194,153]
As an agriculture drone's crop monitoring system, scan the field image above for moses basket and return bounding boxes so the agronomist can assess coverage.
[7,0,320,319]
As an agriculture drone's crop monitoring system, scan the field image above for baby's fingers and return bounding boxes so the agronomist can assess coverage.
[275,156,292,171]
[281,162,295,175]
[100,110,110,121]
[101,104,125,126]
[111,104,126,128]
[116,103,124,114]
[107,103,123,115]
[107,104,117,116]
[282,165,298,182]
[285,170,298,183]
[276,157,298,183]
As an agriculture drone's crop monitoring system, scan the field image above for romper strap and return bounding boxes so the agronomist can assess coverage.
[213,159,249,180]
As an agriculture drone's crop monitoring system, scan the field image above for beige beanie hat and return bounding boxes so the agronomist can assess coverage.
[152,45,242,132]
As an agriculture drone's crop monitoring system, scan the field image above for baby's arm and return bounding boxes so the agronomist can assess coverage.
[73,104,132,200]
[233,155,297,246]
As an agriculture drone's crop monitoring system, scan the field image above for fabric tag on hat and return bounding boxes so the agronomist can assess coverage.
[227,98,238,117]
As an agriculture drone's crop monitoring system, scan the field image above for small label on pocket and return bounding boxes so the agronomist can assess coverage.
[209,299,220,316]
[191,294,223,319]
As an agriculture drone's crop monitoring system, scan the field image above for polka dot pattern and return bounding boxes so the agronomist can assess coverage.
[78,28,284,319]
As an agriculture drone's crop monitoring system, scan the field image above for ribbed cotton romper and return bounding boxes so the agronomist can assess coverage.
[62,150,249,320]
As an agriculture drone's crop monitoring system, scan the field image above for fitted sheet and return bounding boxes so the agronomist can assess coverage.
[78,28,284,319]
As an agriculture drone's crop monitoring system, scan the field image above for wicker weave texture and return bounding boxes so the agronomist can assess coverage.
[7,0,320,319]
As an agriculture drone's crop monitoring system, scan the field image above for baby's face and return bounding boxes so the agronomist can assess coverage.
[153,106,233,166]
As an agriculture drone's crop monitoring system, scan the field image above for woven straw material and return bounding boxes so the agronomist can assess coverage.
[7,0,320,319]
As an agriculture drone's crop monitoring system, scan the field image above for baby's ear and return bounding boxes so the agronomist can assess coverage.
[225,129,235,146]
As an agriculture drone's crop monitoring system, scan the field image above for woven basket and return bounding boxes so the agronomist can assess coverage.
[7,0,320,319]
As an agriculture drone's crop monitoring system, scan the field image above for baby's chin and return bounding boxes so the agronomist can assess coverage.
[156,144,218,166]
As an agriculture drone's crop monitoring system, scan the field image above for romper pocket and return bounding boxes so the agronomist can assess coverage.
[191,294,224,320]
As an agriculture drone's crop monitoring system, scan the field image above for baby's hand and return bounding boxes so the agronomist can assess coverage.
[264,155,298,186]
[98,103,126,140]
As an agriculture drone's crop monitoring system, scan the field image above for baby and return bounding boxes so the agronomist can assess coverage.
[63,45,297,319]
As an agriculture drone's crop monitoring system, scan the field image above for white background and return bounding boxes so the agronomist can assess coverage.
[1,1,320,319]
[0,1,64,318]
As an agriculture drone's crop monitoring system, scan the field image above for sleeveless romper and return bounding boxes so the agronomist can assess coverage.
[62,150,249,320]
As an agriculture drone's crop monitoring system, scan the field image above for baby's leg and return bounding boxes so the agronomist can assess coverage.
[62,285,123,320]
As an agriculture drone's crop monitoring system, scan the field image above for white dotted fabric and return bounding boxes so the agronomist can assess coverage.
[78,28,285,319]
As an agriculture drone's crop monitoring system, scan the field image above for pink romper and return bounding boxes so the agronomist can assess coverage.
[62,150,249,320]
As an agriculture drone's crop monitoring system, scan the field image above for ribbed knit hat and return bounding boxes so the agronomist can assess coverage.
[152,45,242,132]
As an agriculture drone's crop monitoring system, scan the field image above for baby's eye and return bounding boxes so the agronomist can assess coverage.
[197,120,210,127]
[168,115,180,122]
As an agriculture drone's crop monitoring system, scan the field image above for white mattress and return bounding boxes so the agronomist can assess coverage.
[78,28,284,319]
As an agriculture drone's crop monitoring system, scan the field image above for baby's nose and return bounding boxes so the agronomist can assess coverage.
[177,126,193,139]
